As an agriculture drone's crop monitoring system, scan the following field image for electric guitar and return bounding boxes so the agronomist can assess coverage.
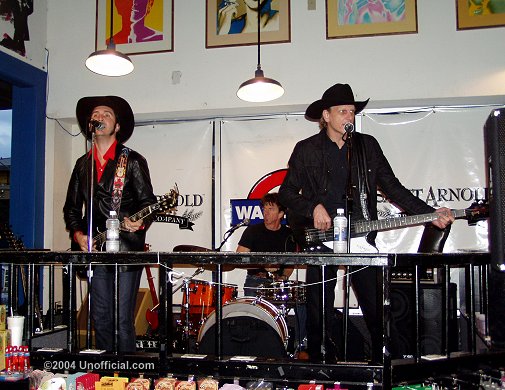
[0,224,45,332]
[92,186,179,250]
[290,201,489,252]
[144,243,160,332]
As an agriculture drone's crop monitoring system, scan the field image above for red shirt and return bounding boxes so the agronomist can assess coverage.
[91,140,117,182]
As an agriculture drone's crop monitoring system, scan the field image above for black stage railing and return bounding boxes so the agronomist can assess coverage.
[0,250,500,389]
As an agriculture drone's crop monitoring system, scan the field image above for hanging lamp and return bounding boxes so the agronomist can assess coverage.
[86,0,134,77]
[236,3,284,102]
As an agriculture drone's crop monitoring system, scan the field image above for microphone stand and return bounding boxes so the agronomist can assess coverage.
[342,128,354,362]
[85,124,97,350]
[215,223,246,251]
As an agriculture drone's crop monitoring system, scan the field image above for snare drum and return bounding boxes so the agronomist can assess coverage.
[257,280,306,304]
[197,297,288,358]
[180,280,238,335]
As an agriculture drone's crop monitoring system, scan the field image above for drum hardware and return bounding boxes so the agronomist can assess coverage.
[170,267,205,350]
[196,297,289,358]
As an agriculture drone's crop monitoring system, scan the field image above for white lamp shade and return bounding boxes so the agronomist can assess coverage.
[85,49,134,77]
[237,74,285,103]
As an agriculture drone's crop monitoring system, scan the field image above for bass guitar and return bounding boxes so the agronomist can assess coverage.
[290,201,488,251]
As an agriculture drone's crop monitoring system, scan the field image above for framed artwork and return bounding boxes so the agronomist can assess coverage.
[456,0,505,30]
[206,0,291,48]
[326,0,418,39]
[95,0,174,55]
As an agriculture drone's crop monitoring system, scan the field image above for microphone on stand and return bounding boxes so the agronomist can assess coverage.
[89,120,105,130]
[344,122,354,134]
[228,218,250,233]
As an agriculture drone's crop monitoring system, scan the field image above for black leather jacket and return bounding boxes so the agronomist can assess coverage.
[63,143,157,267]
[279,130,434,243]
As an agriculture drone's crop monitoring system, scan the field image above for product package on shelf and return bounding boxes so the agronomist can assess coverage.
[155,376,177,390]
[76,372,100,390]
[126,376,151,390]
[176,375,196,390]
[198,376,219,390]
[0,329,8,370]
[97,375,130,390]
[0,305,6,330]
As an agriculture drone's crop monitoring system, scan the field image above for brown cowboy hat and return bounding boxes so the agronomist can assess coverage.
[305,83,369,121]
[76,95,135,143]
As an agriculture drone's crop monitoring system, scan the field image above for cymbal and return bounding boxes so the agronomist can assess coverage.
[173,245,212,252]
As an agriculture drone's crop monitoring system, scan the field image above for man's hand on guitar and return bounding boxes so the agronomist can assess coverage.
[432,207,455,229]
[74,231,96,251]
[123,217,144,232]
[313,204,332,231]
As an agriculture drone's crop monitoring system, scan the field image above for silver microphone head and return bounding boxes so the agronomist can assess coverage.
[90,120,105,130]
[344,122,354,133]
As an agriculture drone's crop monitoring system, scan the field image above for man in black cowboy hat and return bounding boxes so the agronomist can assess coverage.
[279,83,454,362]
[63,95,157,352]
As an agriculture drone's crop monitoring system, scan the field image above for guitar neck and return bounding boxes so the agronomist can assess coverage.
[93,203,160,247]
[353,209,465,235]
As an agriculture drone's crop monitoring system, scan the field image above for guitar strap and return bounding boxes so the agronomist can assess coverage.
[353,133,371,221]
[111,147,130,212]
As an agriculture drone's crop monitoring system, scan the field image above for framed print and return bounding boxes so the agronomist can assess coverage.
[206,0,291,48]
[456,0,505,30]
[326,0,418,39]
[95,0,174,55]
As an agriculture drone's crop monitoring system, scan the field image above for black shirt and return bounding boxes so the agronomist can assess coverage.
[238,223,296,276]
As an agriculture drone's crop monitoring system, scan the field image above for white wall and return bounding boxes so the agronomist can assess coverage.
[45,0,505,123]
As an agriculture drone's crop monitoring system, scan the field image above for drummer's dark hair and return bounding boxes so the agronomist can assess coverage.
[260,192,286,213]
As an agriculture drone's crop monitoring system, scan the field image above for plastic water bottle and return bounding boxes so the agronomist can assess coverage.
[106,210,120,252]
[333,208,348,253]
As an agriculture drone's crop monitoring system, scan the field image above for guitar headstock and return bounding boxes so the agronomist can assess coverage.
[158,183,179,214]
[0,224,25,251]
[465,200,489,226]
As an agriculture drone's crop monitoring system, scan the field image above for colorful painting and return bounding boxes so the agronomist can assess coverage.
[326,0,417,39]
[95,0,174,55]
[0,0,33,56]
[206,0,290,48]
[456,0,505,29]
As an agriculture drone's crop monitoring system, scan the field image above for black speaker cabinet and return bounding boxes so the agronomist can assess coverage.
[390,283,458,359]
[484,107,505,271]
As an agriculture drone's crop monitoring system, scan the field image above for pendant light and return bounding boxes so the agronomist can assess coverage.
[86,0,134,77]
[236,3,284,102]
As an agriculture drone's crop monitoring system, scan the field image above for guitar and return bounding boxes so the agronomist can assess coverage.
[144,243,160,332]
[290,201,489,251]
[92,186,179,250]
[0,224,45,332]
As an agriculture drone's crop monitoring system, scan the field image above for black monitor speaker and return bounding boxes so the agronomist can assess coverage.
[484,107,505,271]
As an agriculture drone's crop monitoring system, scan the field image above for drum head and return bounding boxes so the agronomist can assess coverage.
[197,316,287,358]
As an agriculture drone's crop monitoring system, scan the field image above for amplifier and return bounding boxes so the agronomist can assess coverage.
[391,267,439,283]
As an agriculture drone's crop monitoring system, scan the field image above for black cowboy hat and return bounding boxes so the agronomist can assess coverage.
[305,83,370,121]
[76,95,135,143]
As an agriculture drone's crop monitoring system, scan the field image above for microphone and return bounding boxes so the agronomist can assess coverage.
[89,120,105,130]
[344,122,354,133]
[228,218,250,232]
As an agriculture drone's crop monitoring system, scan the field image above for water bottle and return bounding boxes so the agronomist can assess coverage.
[106,210,120,252]
[333,208,348,254]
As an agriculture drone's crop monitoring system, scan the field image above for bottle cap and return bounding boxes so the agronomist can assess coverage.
[336,208,344,214]
[110,210,117,217]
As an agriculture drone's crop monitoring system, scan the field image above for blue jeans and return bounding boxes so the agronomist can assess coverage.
[90,266,142,352]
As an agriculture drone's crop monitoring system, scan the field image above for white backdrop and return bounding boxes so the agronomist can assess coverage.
[124,106,492,306]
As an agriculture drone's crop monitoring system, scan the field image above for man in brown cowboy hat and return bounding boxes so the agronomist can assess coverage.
[63,95,157,352]
[279,83,454,362]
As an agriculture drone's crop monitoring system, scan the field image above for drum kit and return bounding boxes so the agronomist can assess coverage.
[172,249,306,358]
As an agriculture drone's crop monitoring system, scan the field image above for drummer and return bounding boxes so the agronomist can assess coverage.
[236,192,297,296]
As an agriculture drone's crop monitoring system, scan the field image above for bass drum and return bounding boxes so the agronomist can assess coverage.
[197,297,288,358]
